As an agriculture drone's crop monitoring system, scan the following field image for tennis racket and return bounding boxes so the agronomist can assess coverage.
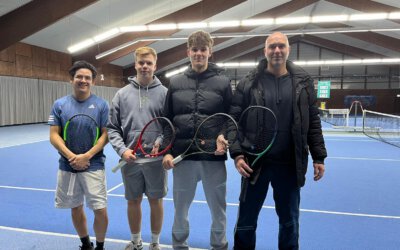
[237,105,277,201]
[112,116,176,173]
[172,113,239,165]
[63,113,100,196]
[238,105,278,168]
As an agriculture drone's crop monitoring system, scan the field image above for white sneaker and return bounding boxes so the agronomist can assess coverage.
[149,243,161,250]
[125,240,143,250]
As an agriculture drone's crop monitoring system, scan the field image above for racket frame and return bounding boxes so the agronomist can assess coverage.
[112,116,176,173]
[172,113,238,165]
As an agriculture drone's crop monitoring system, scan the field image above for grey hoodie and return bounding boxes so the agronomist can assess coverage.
[107,76,167,163]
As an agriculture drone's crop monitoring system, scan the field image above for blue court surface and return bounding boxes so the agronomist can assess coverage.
[1,123,400,249]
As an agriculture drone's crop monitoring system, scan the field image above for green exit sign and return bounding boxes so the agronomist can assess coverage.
[317,81,331,98]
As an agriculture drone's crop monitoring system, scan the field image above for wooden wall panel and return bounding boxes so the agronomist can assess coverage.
[16,54,32,77]
[15,43,31,57]
[32,46,47,67]
[0,45,16,62]
[0,61,15,75]
[0,42,124,87]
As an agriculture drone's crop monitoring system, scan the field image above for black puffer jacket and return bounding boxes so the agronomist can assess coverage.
[229,59,327,187]
[164,63,233,161]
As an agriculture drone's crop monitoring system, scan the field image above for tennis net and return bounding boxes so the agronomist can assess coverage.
[363,110,400,148]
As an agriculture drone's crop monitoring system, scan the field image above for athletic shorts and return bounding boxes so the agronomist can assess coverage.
[55,169,107,210]
[121,160,167,200]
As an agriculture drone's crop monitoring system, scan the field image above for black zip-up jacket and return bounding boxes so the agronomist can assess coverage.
[164,63,233,161]
[229,59,327,187]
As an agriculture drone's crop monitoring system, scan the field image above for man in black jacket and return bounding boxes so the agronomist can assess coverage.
[229,32,327,250]
[162,30,232,250]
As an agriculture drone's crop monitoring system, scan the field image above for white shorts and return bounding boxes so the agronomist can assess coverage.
[55,169,107,210]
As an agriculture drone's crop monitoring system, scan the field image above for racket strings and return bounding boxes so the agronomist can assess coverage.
[65,115,98,154]
[239,107,277,155]
[195,115,237,153]
[139,118,175,155]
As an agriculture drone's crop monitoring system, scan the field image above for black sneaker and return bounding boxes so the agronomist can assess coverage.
[80,242,94,250]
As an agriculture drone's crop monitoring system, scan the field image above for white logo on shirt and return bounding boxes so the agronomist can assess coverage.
[88,104,95,109]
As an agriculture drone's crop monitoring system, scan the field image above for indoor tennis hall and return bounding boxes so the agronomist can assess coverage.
[1,1,399,250]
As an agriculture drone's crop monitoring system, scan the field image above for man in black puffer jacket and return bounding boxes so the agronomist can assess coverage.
[229,32,327,250]
[162,30,232,250]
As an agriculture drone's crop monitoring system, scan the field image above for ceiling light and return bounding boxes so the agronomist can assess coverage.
[177,22,208,29]
[119,25,148,32]
[209,20,240,28]
[165,66,188,78]
[93,28,120,42]
[68,39,95,53]
[241,18,274,26]
[148,23,177,31]
[276,16,310,25]
[311,15,348,23]
[389,12,400,19]
[349,13,388,21]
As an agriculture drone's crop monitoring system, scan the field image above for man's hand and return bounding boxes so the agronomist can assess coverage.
[122,149,137,163]
[69,153,90,170]
[162,154,174,170]
[234,155,253,178]
[215,134,229,155]
[313,163,325,181]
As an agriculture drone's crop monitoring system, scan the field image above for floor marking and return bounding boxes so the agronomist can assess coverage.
[0,226,207,250]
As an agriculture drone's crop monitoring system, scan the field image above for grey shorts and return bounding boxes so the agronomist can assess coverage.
[121,160,167,200]
[55,169,107,210]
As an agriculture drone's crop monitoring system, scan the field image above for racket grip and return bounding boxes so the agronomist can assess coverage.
[111,160,127,173]
[172,155,183,165]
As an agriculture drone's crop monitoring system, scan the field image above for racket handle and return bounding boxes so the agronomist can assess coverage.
[111,160,127,173]
[172,155,183,165]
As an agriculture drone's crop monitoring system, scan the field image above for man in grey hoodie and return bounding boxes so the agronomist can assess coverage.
[107,47,167,250]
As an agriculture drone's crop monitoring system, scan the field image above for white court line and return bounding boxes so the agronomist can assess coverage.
[0,226,207,250]
[328,156,400,162]
[107,182,124,193]
[0,139,49,149]
[3,185,398,220]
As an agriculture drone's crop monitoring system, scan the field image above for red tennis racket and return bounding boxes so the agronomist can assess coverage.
[112,117,175,173]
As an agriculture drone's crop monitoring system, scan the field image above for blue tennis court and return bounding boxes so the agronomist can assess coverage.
[1,122,400,249]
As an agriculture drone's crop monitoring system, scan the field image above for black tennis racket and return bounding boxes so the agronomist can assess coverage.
[112,117,176,173]
[63,113,100,195]
[172,113,239,165]
[238,105,278,168]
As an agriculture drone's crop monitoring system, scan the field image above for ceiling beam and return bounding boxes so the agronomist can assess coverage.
[0,0,98,51]
[75,0,246,65]
[154,0,319,72]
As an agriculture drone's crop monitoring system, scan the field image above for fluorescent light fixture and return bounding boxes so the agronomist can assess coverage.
[312,15,348,23]
[276,16,310,25]
[307,61,323,65]
[342,59,362,64]
[389,12,400,19]
[93,28,120,42]
[96,40,140,59]
[177,22,208,29]
[148,23,177,31]
[119,25,148,32]
[165,66,188,78]
[239,62,257,67]
[337,29,369,33]
[324,60,344,65]
[382,58,400,63]
[68,39,95,53]
[349,13,388,21]
[209,20,240,28]
[363,59,382,64]
[306,31,336,35]
[241,18,274,26]
[219,62,240,67]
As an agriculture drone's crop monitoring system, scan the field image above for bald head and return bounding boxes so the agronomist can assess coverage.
[264,32,290,75]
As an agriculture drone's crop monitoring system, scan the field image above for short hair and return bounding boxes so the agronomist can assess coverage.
[187,30,214,48]
[68,60,97,79]
[135,46,157,62]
